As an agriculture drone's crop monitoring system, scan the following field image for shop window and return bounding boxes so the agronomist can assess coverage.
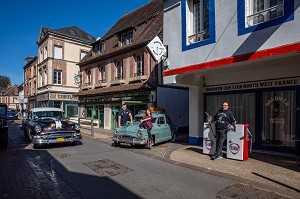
[205,93,256,142]
[182,0,215,51]
[261,90,296,147]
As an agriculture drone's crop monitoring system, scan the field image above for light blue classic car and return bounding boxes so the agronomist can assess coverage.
[112,111,177,148]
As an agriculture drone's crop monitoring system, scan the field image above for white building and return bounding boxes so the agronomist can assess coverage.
[163,0,300,155]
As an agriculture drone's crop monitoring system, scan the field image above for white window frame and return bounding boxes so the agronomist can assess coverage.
[99,66,105,83]
[44,68,48,85]
[187,0,209,44]
[136,55,144,76]
[44,46,48,59]
[115,61,123,80]
[80,50,87,60]
[54,45,63,59]
[54,70,62,85]
[127,31,133,44]
[86,69,91,85]
[246,0,284,27]
[120,33,127,46]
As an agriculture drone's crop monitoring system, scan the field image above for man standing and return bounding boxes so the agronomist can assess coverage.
[118,104,133,128]
[210,101,236,160]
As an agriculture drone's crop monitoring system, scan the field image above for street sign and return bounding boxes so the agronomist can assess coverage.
[147,36,167,61]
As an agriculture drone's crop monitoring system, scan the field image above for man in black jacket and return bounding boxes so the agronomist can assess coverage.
[210,101,236,160]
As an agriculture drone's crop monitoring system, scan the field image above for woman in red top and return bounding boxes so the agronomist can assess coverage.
[139,109,153,148]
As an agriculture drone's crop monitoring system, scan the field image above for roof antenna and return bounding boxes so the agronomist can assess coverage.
[122,0,128,14]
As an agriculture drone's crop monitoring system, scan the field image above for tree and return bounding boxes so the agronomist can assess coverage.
[0,75,11,87]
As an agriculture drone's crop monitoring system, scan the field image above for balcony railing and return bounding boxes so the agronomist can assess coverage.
[134,72,144,77]
[98,79,106,83]
[188,30,207,44]
[115,75,123,80]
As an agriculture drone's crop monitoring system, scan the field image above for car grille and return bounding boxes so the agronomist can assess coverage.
[44,132,75,138]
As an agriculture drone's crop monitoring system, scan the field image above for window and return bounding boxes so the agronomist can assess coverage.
[44,46,48,59]
[115,61,123,80]
[40,49,43,62]
[44,68,47,85]
[99,66,105,83]
[127,31,133,44]
[86,69,91,85]
[93,44,99,54]
[246,0,284,27]
[182,0,215,51]
[121,33,127,46]
[39,69,43,87]
[54,70,62,85]
[80,50,87,60]
[188,0,209,44]
[136,55,144,76]
[54,45,62,59]
[99,42,105,54]
[238,0,294,35]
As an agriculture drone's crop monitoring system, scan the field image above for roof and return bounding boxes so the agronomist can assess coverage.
[79,0,163,65]
[23,56,37,69]
[76,82,153,97]
[30,107,64,112]
[38,26,96,45]
[0,86,19,96]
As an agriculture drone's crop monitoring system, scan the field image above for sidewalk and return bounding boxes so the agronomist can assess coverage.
[81,127,300,198]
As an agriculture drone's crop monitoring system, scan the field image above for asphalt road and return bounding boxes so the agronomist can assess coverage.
[6,120,241,199]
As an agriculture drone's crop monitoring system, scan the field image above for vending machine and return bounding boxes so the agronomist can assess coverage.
[203,122,216,155]
[227,124,250,161]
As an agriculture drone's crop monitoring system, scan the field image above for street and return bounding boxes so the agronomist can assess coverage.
[1,120,239,199]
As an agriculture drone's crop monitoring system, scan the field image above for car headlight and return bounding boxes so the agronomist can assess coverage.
[74,123,80,131]
[34,125,42,133]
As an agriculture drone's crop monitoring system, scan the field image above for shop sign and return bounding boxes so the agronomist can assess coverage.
[49,93,78,101]
[205,140,213,150]
[229,143,240,155]
[204,77,300,93]
[37,93,49,101]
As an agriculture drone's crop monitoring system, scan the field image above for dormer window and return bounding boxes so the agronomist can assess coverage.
[99,42,105,54]
[85,69,91,85]
[93,42,105,55]
[120,30,133,46]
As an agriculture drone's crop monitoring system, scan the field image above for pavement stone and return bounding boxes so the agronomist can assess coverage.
[81,127,300,199]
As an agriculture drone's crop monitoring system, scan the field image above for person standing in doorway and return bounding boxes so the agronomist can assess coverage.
[118,104,133,128]
[210,100,236,160]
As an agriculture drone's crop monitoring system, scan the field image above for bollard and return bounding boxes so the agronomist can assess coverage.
[91,119,94,137]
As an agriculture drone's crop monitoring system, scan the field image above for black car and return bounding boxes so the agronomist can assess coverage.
[7,109,18,120]
[0,103,8,148]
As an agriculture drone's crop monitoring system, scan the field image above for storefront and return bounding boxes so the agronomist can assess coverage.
[78,90,152,130]
[204,77,300,154]
[36,92,79,117]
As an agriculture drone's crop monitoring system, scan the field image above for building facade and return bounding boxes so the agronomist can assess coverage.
[163,0,300,154]
[23,56,38,110]
[77,0,189,130]
[0,85,19,110]
[36,26,95,117]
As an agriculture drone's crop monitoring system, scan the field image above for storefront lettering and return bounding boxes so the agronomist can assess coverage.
[265,96,290,107]
[204,77,299,93]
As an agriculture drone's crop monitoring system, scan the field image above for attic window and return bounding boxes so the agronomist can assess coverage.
[70,30,75,35]
[119,30,133,46]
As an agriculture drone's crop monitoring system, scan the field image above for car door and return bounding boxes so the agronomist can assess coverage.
[157,116,171,141]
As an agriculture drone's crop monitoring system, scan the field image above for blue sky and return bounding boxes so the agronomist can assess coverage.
[0,0,151,85]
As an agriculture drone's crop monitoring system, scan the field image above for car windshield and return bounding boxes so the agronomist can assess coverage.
[33,111,64,118]
[134,116,157,123]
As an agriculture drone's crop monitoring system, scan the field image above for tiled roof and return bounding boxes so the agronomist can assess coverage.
[76,82,153,97]
[38,26,96,44]
[79,0,163,65]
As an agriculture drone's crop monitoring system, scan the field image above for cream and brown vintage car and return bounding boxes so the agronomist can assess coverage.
[22,107,82,148]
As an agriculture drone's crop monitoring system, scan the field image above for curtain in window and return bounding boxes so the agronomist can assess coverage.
[54,46,62,59]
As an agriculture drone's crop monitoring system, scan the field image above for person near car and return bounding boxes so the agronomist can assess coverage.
[118,104,133,128]
[139,109,153,147]
[209,100,236,160]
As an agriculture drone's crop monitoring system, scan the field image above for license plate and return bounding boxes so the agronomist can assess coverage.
[56,138,65,142]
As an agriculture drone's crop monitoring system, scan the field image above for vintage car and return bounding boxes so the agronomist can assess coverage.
[22,107,82,148]
[112,111,177,148]
[7,109,18,120]
[0,103,8,148]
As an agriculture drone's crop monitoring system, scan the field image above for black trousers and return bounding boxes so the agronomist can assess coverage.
[216,129,227,156]
[139,122,152,140]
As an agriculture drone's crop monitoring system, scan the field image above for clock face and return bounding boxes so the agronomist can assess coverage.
[74,75,81,83]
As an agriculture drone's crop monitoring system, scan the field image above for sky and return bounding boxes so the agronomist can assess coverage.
[0,0,151,86]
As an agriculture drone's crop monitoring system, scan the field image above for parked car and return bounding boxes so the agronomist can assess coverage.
[22,107,82,148]
[7,109,18,120]
[112,111,177,148]
[0,103,8,148]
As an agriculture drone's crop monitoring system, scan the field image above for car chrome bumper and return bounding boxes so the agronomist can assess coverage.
[112,137,147,145]
[32,132,82,145]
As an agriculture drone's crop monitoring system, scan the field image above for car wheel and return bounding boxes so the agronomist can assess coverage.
[171,131,177,143]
